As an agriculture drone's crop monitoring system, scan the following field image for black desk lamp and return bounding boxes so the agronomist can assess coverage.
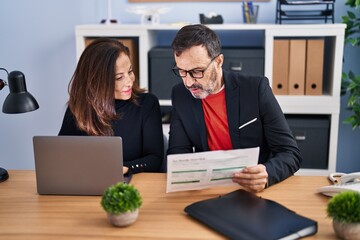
[0,68,39,182]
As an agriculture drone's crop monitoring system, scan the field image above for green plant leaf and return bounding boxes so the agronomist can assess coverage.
[346,0,357,7]
[341,0,360,129]
[348,11,356,19]
[327,191,360,223]
[101,182,142,215]
[350,38,359,46]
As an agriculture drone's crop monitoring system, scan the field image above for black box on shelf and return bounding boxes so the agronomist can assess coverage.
[221,47,264,76]
[285,115,330,169]
[148,47,181,101]
[148,47,265,101]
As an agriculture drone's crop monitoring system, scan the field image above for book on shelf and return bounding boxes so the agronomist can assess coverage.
[272,38,326,96]
[288,39,306,95]
[305,39,325,95]
[273,39,290,95]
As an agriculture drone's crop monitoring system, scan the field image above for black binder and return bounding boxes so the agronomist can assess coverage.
[184,189,317,240]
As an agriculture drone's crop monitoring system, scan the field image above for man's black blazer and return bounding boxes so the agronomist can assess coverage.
[167,70,302,186]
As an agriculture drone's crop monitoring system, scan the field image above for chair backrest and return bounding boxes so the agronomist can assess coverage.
[160,134,168,173]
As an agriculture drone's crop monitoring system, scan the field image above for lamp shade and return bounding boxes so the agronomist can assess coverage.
[2,71,39,114]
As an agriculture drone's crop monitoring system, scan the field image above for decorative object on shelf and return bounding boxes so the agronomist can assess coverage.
[341,0,360,129]
[199,13,223,24]
[275,0,335,24]
[327,191,360,239]
[242,1,259,23]
[0,67,39,183]
[101,182,142,227]
[100,0,117,24]
[126,6,171,25]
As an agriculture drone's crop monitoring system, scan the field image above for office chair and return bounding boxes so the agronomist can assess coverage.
[160,134,168,173]
[276,0,335,24]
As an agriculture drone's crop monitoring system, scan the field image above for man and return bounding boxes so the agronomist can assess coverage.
[167,24,301,192]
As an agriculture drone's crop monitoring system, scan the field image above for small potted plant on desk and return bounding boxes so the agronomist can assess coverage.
[327,191,360,239]
[101,182,142,227]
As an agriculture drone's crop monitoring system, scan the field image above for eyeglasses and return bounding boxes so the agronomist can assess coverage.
[172,56,218,79]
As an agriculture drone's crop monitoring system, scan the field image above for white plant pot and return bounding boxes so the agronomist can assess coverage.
[333,220,360,240]
[107,209,139,227]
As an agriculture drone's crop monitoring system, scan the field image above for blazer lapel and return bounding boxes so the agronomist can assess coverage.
[224,73,241,149]
[191,98,209,151]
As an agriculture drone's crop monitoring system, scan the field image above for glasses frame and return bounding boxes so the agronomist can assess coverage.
[172,55,218,80]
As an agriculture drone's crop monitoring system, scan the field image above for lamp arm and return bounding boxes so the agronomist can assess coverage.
[0,68,9,75]
[0,68,9,90]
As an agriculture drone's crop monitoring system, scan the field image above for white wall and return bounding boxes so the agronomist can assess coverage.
[0,0,359,172]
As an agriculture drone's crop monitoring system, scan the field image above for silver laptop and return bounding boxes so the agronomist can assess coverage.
[33,136,128,196]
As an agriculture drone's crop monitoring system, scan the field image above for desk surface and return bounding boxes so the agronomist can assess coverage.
[0,170,336,239]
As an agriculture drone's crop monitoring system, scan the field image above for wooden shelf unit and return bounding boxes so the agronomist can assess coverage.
[75,23,345,175]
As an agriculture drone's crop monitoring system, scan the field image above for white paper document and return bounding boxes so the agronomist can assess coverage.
[166,147,259,193]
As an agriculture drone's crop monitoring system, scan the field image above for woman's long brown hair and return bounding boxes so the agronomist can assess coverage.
[68,38,145,136]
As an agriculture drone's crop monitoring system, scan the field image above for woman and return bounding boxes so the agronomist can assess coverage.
[59,38,164,174]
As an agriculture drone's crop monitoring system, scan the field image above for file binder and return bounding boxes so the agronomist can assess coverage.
[289,39,306,95]
[185,189,317,240]
[305,39,324,95]
[273,39,290,95]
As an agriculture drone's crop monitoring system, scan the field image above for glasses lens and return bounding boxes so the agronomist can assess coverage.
[178,69,188,77]
[172,56,216,79]
[172,68,182,77]
[189,71,203,79]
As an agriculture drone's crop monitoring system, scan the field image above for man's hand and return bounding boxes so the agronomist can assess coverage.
[232,164,268,192]
[123,166,129,174]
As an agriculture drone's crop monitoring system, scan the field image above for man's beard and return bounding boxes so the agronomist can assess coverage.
[186,70,217,99]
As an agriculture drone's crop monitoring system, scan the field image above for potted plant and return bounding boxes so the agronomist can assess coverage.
[327,191,360,239]
[341,0,360,129]
[101,182,142,227]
